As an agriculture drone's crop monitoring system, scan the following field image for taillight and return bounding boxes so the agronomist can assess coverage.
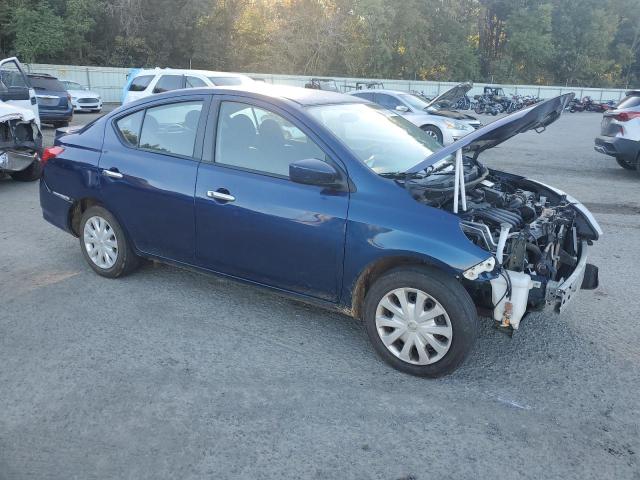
[42,146,65,165]
[613,111,640,122]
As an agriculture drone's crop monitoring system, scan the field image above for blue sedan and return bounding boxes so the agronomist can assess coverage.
[39,85,601,376]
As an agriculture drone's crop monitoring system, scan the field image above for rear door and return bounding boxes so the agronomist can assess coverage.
[98,95,210,263]
[194,97,349,301]
[0,57,39,125]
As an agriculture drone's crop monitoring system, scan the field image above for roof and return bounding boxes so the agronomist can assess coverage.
[177,83,368,107]
[349,89,404,95]
[27,72,57,78]
[134,67,250,78]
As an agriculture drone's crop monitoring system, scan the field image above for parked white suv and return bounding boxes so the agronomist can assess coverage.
[595,90,640,172]
[122,68,253,105]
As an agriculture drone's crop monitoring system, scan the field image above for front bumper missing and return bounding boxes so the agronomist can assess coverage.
[491,240,597,329]
[546,240,597,312]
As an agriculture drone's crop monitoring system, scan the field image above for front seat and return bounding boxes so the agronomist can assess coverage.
[218,114,257,168]
[258,119,288,175]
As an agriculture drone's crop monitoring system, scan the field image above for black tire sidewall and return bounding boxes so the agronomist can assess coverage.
[421,125,443,144]
[79,206,137,278]
[363,267,478,377]
[9,158,42,182]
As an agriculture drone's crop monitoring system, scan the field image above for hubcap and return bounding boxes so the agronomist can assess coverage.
[424,130,438,139]
[375,288,452,365]
[83,216,118,269]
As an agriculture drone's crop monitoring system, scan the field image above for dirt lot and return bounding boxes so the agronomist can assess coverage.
[1,108,639,480]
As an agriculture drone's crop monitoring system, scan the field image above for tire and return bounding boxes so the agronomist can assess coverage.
[362,266,478,377]
[54,121,69,128]
[9,157,42,182]
[79,205,140,278]
[615,155,638,171]
[474,105,484,115]
[421,125,443,144]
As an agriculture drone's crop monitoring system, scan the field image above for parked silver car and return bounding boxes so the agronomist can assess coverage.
[595,90,640,172]
[350,84,481,145]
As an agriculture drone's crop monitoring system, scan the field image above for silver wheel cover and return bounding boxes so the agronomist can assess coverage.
[83,215,118,269]
[424,129,438,139]
[375,288,452,365]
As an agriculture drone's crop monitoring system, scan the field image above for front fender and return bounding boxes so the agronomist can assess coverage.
[340,188,492,306]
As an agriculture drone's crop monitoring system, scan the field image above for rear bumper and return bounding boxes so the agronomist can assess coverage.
[39,108,74,123]
[594,136,640,162]
[39,177,74,234]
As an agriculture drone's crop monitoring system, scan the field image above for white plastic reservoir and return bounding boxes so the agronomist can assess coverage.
[490,270,534,329]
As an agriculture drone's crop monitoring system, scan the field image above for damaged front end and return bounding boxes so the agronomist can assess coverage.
[0,109,43,176]
[403,94,602,332]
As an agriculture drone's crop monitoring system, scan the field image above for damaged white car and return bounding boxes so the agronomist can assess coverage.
[0,57,43,181]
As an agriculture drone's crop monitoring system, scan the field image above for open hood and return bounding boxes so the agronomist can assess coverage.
[426,82,473,109]
[406,93,574,174]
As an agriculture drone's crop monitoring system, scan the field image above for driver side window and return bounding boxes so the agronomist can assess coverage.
[376,94,402,110]
[215,101,326,177]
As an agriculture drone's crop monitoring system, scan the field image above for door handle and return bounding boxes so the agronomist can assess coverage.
[102,169,123,179]
[207,190,235,202]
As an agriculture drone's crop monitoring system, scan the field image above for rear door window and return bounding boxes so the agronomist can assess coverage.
[128,75,153,92]
[153,75,183,94]
[139,101,203,157]
[115,110,145,147]
[186,76,207,88]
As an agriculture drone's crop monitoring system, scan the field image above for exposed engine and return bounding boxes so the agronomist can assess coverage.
[456,177,580,282]
[405,160,589,312]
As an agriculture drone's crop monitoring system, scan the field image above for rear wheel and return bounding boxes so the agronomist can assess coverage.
[79,205,140,278]
[363,266,478,377]
[421,125,443,144]
[9,157,42,182]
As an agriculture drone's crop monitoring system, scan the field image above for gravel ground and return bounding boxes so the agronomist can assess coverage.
[1,109,639,480]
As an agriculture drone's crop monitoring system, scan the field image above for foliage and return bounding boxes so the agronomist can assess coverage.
[0,0,638,87]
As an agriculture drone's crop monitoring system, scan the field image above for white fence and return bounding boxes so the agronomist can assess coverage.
[24,63,633,105]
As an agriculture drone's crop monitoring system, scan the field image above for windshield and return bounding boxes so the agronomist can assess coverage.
[208,76,245,86]
[29,76,65,91]
[307,103,444,174]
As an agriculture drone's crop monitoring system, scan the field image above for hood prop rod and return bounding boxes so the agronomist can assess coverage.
[453,148,467,214]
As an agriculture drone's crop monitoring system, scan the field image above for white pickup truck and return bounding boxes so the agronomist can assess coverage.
[0,57,43,181]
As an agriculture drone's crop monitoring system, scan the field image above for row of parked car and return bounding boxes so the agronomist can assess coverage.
[122,69,483,147]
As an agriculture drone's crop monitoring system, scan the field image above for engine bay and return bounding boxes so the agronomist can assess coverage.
[405,157,586,302]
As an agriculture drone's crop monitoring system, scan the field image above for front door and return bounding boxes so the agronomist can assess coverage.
[99,96,208,263]
[0,57,39,126]
[194,99,349,301]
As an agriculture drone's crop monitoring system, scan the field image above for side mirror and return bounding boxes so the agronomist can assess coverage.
[395,105,409,112]
[289,158,342,188]
[0,86,30,101]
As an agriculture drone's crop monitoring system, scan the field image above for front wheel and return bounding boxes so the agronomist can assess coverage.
[421,125,443,144]
[79,205,140,278]
[363,267,478,377]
